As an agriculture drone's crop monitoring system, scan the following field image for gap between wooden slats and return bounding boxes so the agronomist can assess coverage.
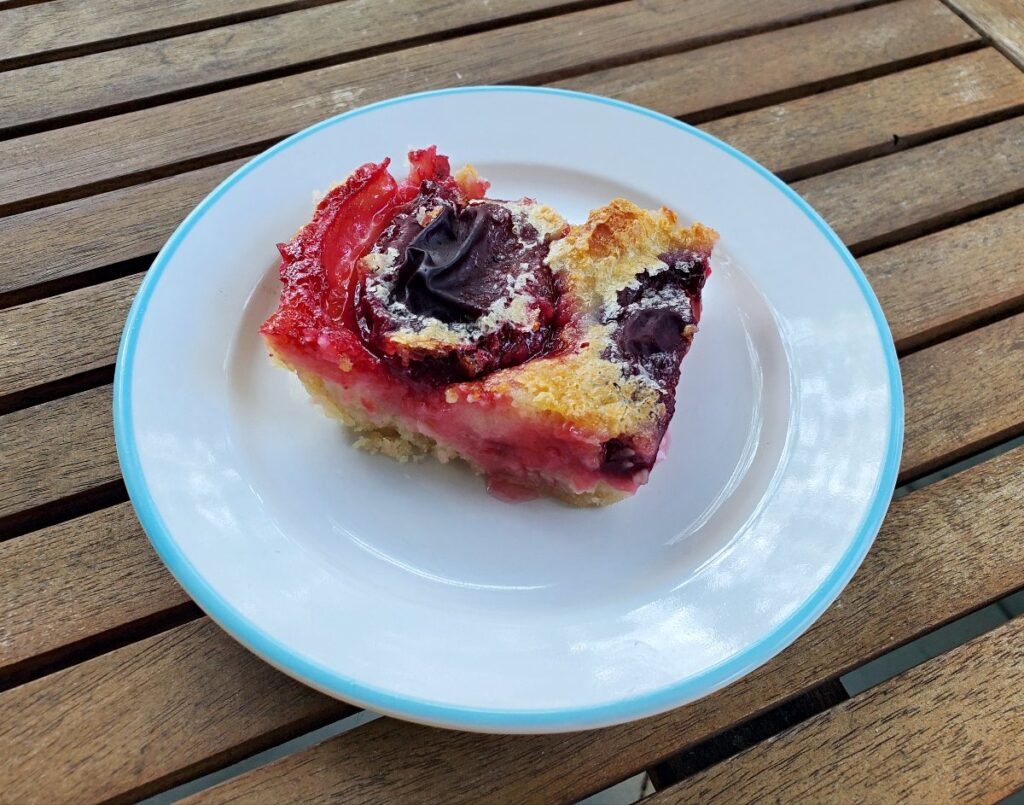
[3,274,1023,539]
[0,0,984,301]
[945,0,1024,70]
[0,0,349,71]
[0,0,629,137]
[0,1,1015,794]
[4,439,1018,804]
[0,0,975,216]
[646,615,1024,804]
[2,298,1023,678]
[3,109,1023,412]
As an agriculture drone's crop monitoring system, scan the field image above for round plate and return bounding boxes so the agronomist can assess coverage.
[115,87,902,733]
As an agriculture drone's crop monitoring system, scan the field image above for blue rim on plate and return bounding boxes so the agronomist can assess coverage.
[114,86,904,731]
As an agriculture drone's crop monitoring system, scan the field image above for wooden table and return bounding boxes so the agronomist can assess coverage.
[2,1,1024,802]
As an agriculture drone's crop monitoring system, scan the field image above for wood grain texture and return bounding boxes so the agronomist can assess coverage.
[1,269,1021,539]
[0,159,244,297]
[7,445,1024,804]
[0,274,141,396]
[0,502,187,676]
[792,115,1024,252]
[0,0,886,212]
[3,323,1023,798]
[2,0,572,130]
[182,446,1024,804]
[0,385,117,521]
[0,0,311,64]
[554,0,980,119]
[0,208,1018,680]
[0,3,979,298]
[862,204,1024,352]
[10,201,1024,413]
[703,48,1024,178]
[0,619,356,804]
[947,0,1024,69]
[901,311,1024,480]
[650,617,1024,804]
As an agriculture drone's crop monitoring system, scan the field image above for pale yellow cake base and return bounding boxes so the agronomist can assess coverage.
[273,351,628,507]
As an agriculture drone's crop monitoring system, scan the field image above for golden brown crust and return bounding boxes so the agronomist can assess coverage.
[548,198,718,308]
[476,199,717,440]
[480,324,664,439]
[268,197,716,506]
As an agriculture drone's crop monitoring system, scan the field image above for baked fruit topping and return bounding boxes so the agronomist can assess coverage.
[261,147,717,505]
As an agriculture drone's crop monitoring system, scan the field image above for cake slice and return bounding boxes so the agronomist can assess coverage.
[261,147,717,505]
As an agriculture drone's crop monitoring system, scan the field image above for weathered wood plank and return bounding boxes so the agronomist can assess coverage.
[0,159,245,297]
[0,0,907,213]
[703,48,1024,178]
[901,311,1024,481]
[9,190,1024,410]
[648,618,1024,804]
[862,204,1024,352]
[0,385,117,522]
[1,214,1019,673]
[0,1,980,297]
[0,274,141,397]
[0,0,304,65]
[792,115,1024,253]
[554,0,980,119]
[0,619,356,804]
[0,502,188,677]
[3,295,1021,536]
[947,0,1024,69]
[2,0,572,131]
[171,444,1024,804]
[5,444,1023,803]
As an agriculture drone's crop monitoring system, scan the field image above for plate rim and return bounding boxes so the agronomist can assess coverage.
[113,85,904,732]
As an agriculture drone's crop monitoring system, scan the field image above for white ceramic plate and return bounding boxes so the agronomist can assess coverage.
[115,87,902,733]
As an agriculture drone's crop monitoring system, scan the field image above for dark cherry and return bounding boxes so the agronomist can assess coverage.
[619,308,686,358]
[658,249,708,294]
[600,437,645,476]
[356,184,560,383]
[610,278,694,387]
[394,204,495,322]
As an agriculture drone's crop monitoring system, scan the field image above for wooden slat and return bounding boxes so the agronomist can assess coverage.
[0,619,356,804]
[166,445,1020,803]
[1,201,1019,673]
[0,385,117,522]
[861,205,1024,352]
[5,445,1024,802]
[948,0,1024,69]
[2,316,1022,798]
[0,274,140,397]
[7,129,1023,408]
[0,159,245,297]
[791,115,1024,252]
[3,258,1023,536]
[703,48,1024,178]
[0,0,979,297]
[0,0,912,213]
[901,311,1024,480]
[7,191,1024,413]
[2,0,573,131]
[554,0,980,119]
[0,0,313,65]
[0,502,187,677]
[649,618,1024,804]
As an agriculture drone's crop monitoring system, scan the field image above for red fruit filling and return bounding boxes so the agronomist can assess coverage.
[261,147,715,505]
